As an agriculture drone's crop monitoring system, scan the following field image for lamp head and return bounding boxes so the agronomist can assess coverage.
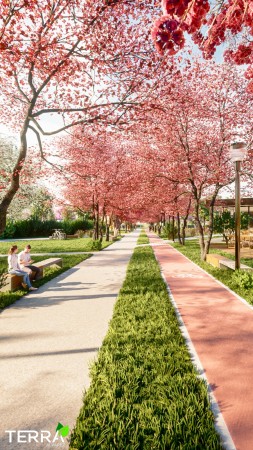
[229,141,247,162]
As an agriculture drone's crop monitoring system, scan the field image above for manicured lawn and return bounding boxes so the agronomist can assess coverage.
[0,253,91,310]
[171,240,253,306]
[70,243,221,449]
[0,238,112,254]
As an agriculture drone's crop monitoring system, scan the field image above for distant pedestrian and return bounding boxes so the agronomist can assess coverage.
[18,245,41,281]
[8,245,37,291]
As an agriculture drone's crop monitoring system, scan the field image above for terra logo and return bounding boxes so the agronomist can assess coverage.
[5,422,70,444]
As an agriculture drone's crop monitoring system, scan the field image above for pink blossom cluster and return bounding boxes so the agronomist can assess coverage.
[152,0,253,85]
[152,0,209,55]
[151,16,184,55]
[225,44,253,66]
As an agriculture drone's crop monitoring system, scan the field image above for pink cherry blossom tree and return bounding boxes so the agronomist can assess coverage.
[0,0,162,234]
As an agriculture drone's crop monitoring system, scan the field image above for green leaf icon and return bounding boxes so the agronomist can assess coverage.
[59,426,69,437]
[56,423,63,432]
[56,422,69,437]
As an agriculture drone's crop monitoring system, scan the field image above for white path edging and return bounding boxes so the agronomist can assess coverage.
[161,273,236,450]
[151,248,236,450]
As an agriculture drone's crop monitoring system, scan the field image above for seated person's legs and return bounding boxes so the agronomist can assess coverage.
[9,270,33,290]
[26,265,41,280]
[23,272,32,289]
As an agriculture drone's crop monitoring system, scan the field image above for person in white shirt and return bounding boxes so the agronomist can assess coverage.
[8,245,37,291]
[18,244,41,280]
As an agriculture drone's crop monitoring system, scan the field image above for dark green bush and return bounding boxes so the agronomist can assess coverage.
[161,222,178,240]
[232,270,253,290]
[6,218,94,238]
[12,218,59,237]
[61,219,93,235]
[0,220,16,238]
[90,239,102,250]
[0,268,7,289]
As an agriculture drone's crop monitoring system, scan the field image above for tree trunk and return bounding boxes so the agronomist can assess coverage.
[194,200,206,260]
[105,213,110,242]
[172,216,175,242]
[203,186,220,258]
[113,216,121,237]
[99,226,103,242]
[93,202,99,240]
[106,223,110,241]
[100,208,105,242]
[181,198,192,245]
[96,207,99,240]
[0,124,29,235]
[192,183,221,260]
[177,212,182,244]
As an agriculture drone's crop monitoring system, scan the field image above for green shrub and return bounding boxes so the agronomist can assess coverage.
[186,228,196,237]
[13,218,59,237]
[232,270,253,290]
[161,222,178,240]
[90,239,102,250]
[8,218,94,238]
[0,268,7,290]
[76,229,85,238]
[0,220,16,238]
[61,219,93,235]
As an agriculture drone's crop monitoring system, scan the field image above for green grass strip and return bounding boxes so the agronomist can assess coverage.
[70,244,221,449]
[0,238,112,254]
[137,230,150,245]
[0,253,91,310]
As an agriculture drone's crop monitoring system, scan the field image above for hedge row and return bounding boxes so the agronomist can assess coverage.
[1,218,94,238]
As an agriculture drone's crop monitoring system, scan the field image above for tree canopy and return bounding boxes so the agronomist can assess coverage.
[0,0,253,255]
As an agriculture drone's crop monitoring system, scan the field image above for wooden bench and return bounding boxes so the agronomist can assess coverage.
[32,258,62,278]
[206,253,253,272]
[109,236,118,241]
[219,260,253,271]
[1,258,63,292]
[206,253,231,268]
[66,234,78,239]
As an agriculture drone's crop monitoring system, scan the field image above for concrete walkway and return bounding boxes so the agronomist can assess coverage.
[0,231,139,450]
[148,233,253,450]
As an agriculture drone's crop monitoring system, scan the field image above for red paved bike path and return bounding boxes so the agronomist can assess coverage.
[148,234,253,450]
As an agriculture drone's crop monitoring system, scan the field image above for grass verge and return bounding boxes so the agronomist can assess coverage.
[69,244,221,449]
[0,238,112,254]
[137,230,149,245]
[171,240,253,306]
[0,253,91,310]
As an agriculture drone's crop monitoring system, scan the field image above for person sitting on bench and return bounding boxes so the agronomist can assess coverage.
[18,244,41,281]
[8,245,37,291]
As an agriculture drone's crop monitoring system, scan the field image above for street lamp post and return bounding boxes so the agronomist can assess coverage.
[229,142,247,270]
